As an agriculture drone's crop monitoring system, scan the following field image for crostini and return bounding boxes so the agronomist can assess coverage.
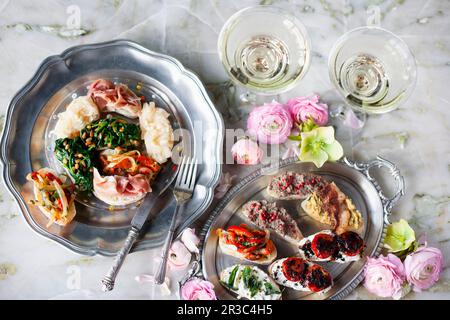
[26,168,76,227]
[240,200,303,244]
[298,230,365,263]
[268,257,333,294]
[220,264,282,300]
[216,224,277,264]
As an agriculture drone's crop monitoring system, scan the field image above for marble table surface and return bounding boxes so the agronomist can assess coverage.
[0,0,449,300]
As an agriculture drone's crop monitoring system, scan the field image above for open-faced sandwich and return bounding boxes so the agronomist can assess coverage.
[268,257,333,294]
[298,230,365,263]
[220,265,282,300]
[216,224,277,264]
[267,171,363,234]
[301,182,363,234]
[26,168,76,227]
[240,200,303,244]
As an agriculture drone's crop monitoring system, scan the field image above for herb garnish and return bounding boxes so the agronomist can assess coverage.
[242,266,262,298]
[228,265,239,289]
[264,282,281,295]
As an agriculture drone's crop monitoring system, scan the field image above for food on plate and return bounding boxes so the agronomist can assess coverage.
[49,78,173,210]
[240,200,303,244]
[87,79,142,118]
[139,102,174,164]
[220,265,281,300]
[98,148,160,177]
[216,224,277,264]
[268,257,333,293]
[267,171,363,234]
[267,171,327,200]
[26,168,76,227]
[298,230,364,263]
[93,168,151,206]
[54,137,94,192]
[301,182,363,234]
[79,117,141,150]
[53,96,100,139]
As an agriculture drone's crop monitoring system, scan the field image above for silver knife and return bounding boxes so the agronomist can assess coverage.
[101,161,178,292]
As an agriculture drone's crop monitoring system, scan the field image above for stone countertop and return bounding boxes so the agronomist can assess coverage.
[0,0,449,299]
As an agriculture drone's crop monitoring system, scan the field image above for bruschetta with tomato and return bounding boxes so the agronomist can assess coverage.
[216,224,277,264]
[298,230,365,263]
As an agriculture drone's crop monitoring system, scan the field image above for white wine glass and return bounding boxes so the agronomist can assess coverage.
[218,6,311,104]
[328,26,417,131]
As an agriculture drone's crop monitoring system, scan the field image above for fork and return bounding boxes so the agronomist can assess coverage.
[154,156,198,285]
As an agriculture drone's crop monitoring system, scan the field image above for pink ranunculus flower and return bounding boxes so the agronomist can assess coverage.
[167,240,191,270]
[231,138,263,165]
[363,254,407,300]
[247,102,293,144]
[404,244,444,292]
[180,278,217,300]
[286,94,329,126]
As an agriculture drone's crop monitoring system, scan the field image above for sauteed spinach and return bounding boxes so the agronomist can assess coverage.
[54,137,94,192]
[79,118,141,150]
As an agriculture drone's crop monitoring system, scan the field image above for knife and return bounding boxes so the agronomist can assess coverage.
[101,161,178,292]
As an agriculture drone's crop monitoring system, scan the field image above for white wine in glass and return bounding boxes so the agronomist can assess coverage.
[218,6,311,96]
[329,27,417,114]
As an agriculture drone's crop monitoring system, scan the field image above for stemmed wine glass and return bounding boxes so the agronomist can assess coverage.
[328,27,417,132]
[218,6,311,104]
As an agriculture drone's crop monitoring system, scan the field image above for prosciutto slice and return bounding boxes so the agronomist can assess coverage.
[93,168,151,205]
[88,79,142,118]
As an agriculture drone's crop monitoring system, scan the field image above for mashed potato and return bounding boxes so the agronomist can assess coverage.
[139,102,174,163]
[53,96,100,139]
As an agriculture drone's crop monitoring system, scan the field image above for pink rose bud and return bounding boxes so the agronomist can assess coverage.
[167,240,192,270]
[180,278,217,300]
[231,138,263,165]
[286,94,329,126]
[404,245,444,292]
[363,254,407,299]
[247,101,293,144]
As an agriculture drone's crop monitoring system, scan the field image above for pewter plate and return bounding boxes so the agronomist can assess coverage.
[200,157,404,300]
[0,40,224,256]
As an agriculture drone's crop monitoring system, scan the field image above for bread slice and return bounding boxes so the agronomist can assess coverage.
[217,229,277,265]
[30,168,76,227]
[300,182,363,234]
[240,200,303,244]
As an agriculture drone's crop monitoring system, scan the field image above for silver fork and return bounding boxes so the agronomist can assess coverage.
[154,156,197,285]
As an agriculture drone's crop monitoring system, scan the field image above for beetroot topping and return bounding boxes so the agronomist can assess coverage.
[306,265,333,293]
[282,257,308,283]
[311,232,339,259]
[337,231,364,256]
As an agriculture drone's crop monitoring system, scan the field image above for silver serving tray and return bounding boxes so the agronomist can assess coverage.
[197,156,404,300]
[0,40,224,256]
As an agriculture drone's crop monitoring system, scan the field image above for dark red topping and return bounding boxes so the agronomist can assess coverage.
[337,231,364,256]
[318,184,340,230]
[282,257,308,283]
[306,265,332,292]
[311,233,339,259]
